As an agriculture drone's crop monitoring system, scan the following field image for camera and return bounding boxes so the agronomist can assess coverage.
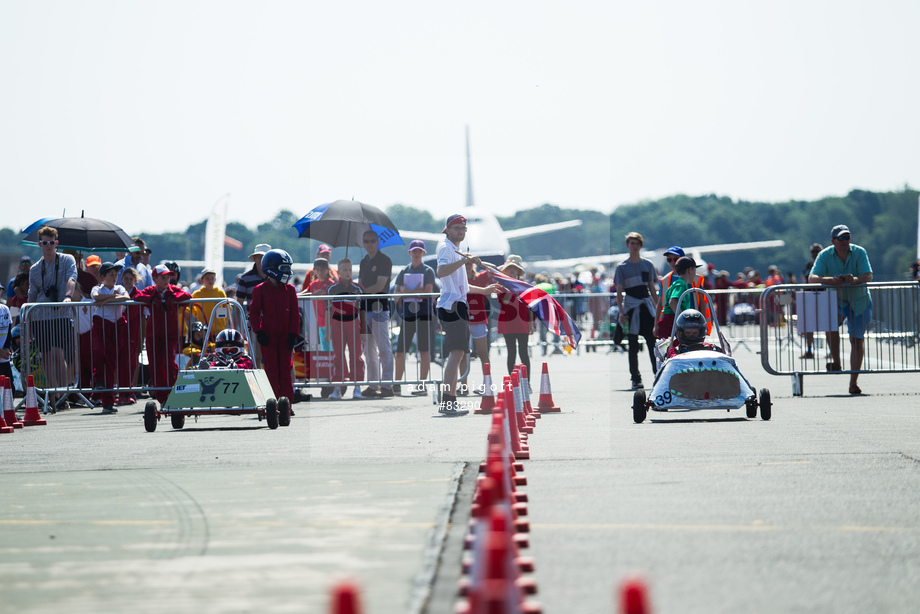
[44,286,58,302]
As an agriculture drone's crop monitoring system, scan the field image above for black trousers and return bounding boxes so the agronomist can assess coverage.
[627,307,656,382]
[503,332,530,377]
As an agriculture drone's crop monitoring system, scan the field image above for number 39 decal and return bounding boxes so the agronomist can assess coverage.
[654,391,673,406]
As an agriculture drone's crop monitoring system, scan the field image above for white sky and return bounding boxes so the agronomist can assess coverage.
[2,1,918,236]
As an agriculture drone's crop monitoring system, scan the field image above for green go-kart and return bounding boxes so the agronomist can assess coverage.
[143,299,291,432]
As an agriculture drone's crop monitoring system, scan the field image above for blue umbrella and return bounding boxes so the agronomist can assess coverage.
[293,200,404,255]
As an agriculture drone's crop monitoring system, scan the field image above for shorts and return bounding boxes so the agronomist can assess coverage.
[438,302,470,354]
[470,322,488,340]
[839,301,871,339]
[397,317,431,352]
[30,317,73,354]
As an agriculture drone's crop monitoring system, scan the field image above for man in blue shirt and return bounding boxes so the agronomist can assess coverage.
[809,224,873,394]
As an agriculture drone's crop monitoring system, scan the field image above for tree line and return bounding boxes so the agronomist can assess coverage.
[2,189,917,282]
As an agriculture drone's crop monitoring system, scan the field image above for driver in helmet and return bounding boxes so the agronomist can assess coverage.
[666,309,724,358]
[200,329,254,369]
[249,249,300,405]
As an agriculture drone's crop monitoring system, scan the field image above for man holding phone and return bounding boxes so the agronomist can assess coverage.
[808,224,873,394]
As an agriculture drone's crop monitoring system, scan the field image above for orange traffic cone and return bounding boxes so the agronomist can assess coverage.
[619,576,652,614]
[520,365,540,419]
[0,378,13,434]
[536,363,560,413]
[22,375,47,426]
[511,372,533,434]
[502,380,528,460]
[476,363,496,414]
[329,579,363,614]
[2,376,23,429]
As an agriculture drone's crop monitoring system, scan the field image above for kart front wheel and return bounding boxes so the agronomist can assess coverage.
[759,388,772,421]
[171,414,186,429]
[266,398,279,430]
[633,390,647,424]
[745,397,757,419]
[144,401,157,432]
[278,397,291,427]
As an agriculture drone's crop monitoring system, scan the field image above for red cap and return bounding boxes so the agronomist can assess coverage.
[442,214,467,233]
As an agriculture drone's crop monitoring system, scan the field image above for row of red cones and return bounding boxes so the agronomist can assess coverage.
[0,374,47,433]
[326,362,650,613]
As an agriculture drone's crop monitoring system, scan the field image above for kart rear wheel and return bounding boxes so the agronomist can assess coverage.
[278,397,291,427]
[632,390,647,424]
[171,413,185,429]
[266,398,279,430]
[759,388,772,421]
[144,401,157,432]
[745,398,757,419]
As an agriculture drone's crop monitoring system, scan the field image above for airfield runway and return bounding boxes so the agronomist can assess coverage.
[2,344,920,613]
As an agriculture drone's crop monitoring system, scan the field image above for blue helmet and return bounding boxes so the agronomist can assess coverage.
[261,249,293,284]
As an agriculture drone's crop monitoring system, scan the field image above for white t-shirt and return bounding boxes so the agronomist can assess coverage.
[91,284,128,322]
[76,298,94,334]
[436,238,468,310]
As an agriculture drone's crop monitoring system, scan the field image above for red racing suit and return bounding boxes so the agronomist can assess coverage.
[249,280,300,401]
[134,283,192,403]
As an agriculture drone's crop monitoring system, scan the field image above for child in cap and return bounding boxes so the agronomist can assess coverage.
[91,262,129,412]
[134,264,192,404]
[191,268,228,336]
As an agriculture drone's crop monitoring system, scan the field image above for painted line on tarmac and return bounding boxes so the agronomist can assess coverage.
[0,519,436,528]
[530,522,918,533]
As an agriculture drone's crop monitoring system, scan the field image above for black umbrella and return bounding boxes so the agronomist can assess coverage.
[293,200,404,255]
[20,216,139,253]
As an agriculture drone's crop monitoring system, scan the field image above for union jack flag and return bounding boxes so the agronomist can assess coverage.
[489,268,582,347]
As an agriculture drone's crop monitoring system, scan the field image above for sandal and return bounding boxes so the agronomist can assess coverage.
[848,384,862,395]
[826,363,842,372]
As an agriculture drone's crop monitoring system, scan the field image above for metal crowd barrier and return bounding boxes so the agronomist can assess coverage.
[20,297,243,413]
[294,292,449,401]
[759,282,920,395]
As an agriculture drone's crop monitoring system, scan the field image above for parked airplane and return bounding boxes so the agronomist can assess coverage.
[397,127,582,259]
[177,128,785,283]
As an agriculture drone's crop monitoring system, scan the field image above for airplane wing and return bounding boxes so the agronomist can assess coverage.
[529,239,785,274]
[682,239,786,255]
[503,219,583,241]
[397,230,445,242]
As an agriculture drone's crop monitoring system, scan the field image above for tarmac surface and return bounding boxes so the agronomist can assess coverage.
[2,342,920,613]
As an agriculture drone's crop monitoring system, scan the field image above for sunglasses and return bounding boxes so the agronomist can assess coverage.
[363,238,378,244]
[835,234,851,241]
[666,256,678,262]
[39,240,57,246]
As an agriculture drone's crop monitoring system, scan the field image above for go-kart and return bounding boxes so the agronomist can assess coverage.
[632,289,771,423]
[143,299,291,432]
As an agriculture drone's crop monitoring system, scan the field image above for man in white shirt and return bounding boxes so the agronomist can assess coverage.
[436,214,499,415]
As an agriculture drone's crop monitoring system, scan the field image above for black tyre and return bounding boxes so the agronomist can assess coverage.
[266,398,279,430]
[144,401,158,432]
[278,397,291,427]
[171,413,186,429]
[745,398,757,419]
[759,388,772,421]
[632,390,647,424]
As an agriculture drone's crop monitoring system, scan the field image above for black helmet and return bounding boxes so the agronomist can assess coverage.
[190,321,206,334]
[163,260,181,280]
[676,309,707,345]
[215,329,244,358]
[261,249,293,284]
